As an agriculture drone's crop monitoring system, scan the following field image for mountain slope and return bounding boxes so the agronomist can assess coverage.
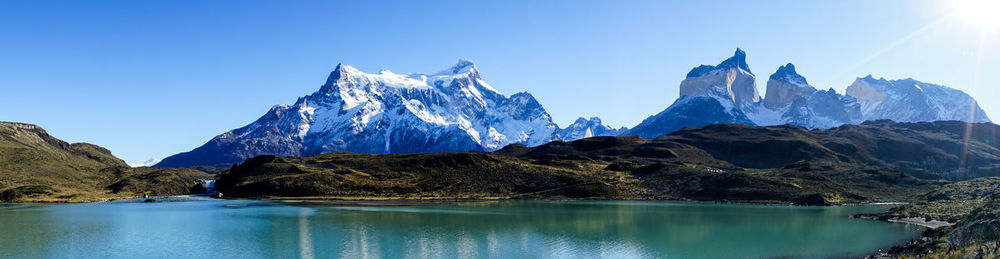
[0,122,210,202]
[158,60,560,167]
[629,96,755,139]
[662,120,1000,180]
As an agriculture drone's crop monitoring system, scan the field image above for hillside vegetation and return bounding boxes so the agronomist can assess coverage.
[0,122,210,202]
[214,120,1000,205]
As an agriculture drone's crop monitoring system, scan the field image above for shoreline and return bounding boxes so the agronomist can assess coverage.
[886,217,955,229]
[5,194,911,208]
[0,194,917,208]
[213,195,912,208]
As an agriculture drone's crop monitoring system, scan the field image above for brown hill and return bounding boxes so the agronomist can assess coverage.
[0,122,210,202]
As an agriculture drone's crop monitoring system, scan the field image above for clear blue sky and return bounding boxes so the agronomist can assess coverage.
[1,0,998,165]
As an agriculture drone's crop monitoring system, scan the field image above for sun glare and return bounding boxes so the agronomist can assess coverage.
[955,0,1000,28]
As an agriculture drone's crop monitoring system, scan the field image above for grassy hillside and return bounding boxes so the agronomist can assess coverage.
[216,121,1000,205]
[0,122,210,202]
[664,120,1000,180]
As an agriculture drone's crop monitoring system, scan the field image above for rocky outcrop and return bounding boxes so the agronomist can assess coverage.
[763,63,815,109]
[630,49,763,139]
[679,48,761,108]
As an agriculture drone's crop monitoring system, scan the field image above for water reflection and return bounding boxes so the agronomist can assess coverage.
[0,201,920,258]
[298,208,313,259]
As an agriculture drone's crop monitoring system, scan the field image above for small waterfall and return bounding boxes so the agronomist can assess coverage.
[202,180,217,195]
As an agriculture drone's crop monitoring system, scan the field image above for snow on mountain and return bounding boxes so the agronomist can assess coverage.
[157,60,560,167]
[629,49,984,139]
[751,63,862,129]
[846,76,989,123]
[130,158,161,167]
[155,51,992,167]
[558,117,627,141]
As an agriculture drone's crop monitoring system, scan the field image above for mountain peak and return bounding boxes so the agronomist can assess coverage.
[771,63,796,77]
[323,63,362,87]
[762,63,814,109]
[333,63,360,74]
[768,63,808,85]
[717,48,751,73]
[686,48,753,78]
[680,48,760,107]
[443,58,478,75]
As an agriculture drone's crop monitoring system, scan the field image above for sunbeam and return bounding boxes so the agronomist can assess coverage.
[961,29,988,170]
[836,14,955,77]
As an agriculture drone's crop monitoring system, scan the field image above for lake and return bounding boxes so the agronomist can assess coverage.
[0,198,920,258]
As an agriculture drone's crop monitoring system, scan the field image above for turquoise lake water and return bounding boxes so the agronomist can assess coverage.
[0,199,921,258]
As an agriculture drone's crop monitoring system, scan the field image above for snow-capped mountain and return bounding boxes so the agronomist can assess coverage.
[156,51,991,167]
[157,60,560,167]
[752,63,862,129]
[629,49,761,139]
[847,76,989,123]
[629,49,987,139]
[680,48,761,109]
[558,117,627,141]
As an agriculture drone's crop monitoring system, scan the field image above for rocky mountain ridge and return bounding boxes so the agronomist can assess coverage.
[629,49,988,139]
[158,61,623,167]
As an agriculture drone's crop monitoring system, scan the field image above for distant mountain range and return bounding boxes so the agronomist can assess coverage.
[629,49,989,139]
[159,50,990,167]
[157,60,620,167]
